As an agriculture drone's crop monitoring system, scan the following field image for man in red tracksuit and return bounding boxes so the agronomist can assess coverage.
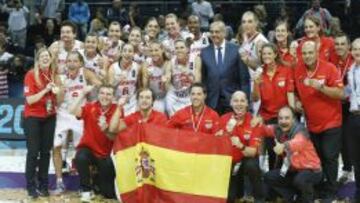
[262,106,322,203]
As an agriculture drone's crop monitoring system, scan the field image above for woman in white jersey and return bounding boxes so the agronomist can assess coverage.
[142,42,171,113]
[128,27,146,64]
[99,21,124,63]
[79,33,108,82]
[165,39,201,116]
[53,51,102,194]
[239,11,268,72]
[108,43,140,116]
[142,17,161,57]
[49,21,83,76]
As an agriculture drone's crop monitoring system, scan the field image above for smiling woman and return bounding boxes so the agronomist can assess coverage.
[23,48,61,199]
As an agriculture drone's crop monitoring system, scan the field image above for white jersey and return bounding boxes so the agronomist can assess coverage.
[190,32,210,56]
[170,54,197,93]
[240,33,267,114]
[112,61,140,115]
[162,31,191,57]
[165,54,196,116]
[133,52,146,64]
[56,40,83,75]
[78,49,102,76]
[100,36,124,62]
[146,58,167,99]
[239,33,268,79]
[60,67,88,110]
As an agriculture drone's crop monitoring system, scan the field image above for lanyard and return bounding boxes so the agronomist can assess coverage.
[190,107,205,132]
[340,56,352,80]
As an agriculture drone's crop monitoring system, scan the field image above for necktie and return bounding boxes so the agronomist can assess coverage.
[217,47,223,70]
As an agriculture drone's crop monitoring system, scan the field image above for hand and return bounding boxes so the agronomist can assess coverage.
[295,100,303,113]
[273,142,285,155]
[308,79,323,90]
[51,86,60,95]
[226,117,237,133]
[45,82,55,92]
[98,121,108,132]
[83,85,95,95]
[161,75,169,83]
[117,96,128,107]
[230,136,244,149]
[215,130,224,137]
[251,116,263,127]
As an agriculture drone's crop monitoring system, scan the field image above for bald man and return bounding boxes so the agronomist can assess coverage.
[294,41,344,201]
[217,91,264,203]
[201,21,250,115]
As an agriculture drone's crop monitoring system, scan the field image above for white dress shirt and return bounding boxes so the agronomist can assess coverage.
[214,40,226,65]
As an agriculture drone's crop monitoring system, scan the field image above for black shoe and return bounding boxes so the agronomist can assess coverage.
[28,189,38,199]
[37,188,49,197]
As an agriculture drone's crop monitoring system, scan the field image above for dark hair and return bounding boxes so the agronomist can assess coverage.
[334,31,350,44]
[278,106,297,120]
[273,20,293,48]
[190,82,207,94]
[304,16,323,36]
[260,43,281,65]
[146,17,159,27]
[85,32,102,55]
[98,84,114,95]
[109,21,121,29]
[61,20,78,34]
[149,41,169,61]
[67,51,85,65]
[136,87,155,102]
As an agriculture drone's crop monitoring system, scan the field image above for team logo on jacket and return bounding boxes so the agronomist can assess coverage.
[204,120,213,129]
[278,80,285,87]
[135,147,155,183]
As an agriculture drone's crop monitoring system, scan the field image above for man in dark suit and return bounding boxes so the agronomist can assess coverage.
[201,21,250,114]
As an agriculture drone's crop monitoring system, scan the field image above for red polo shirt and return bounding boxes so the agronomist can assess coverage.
[220,112,262,162]
[278,48,296,68]
[329,53,354,85]
[77,101,117,158]
[23,69,56,118]
[257,64,294,121]
[124,110,168,126]
[297,36,335,62]
[167,105,220,134]
[294,59,343,133]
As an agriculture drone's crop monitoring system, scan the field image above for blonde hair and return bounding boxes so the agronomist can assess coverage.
[34,48,56,87]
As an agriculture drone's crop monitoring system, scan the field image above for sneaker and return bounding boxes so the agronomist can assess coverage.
[28,189,38,199]
[81,191,94,202]
[37,188,49,197]
[53,181,66,195]
[339,171,354,184]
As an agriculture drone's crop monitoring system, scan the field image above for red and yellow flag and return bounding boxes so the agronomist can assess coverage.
[113,124,232,203]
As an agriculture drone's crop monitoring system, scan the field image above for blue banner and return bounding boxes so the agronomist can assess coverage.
[0,99,25,140]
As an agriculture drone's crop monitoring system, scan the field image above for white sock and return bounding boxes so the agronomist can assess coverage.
[57,178,63,184]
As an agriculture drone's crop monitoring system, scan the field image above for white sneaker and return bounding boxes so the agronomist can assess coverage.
[80,191,94,202]
[339,171,354,184]
[52,181,65,195]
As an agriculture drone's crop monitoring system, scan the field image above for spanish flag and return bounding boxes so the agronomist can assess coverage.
[113,124,232,203]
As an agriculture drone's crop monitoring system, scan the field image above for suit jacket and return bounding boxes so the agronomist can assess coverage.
[201,42,250,110]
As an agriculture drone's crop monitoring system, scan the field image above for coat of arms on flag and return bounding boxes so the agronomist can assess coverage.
[113,124,233,203]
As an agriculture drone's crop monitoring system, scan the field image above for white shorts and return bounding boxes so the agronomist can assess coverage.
[54,109,84,147]
[165,89,191,116]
